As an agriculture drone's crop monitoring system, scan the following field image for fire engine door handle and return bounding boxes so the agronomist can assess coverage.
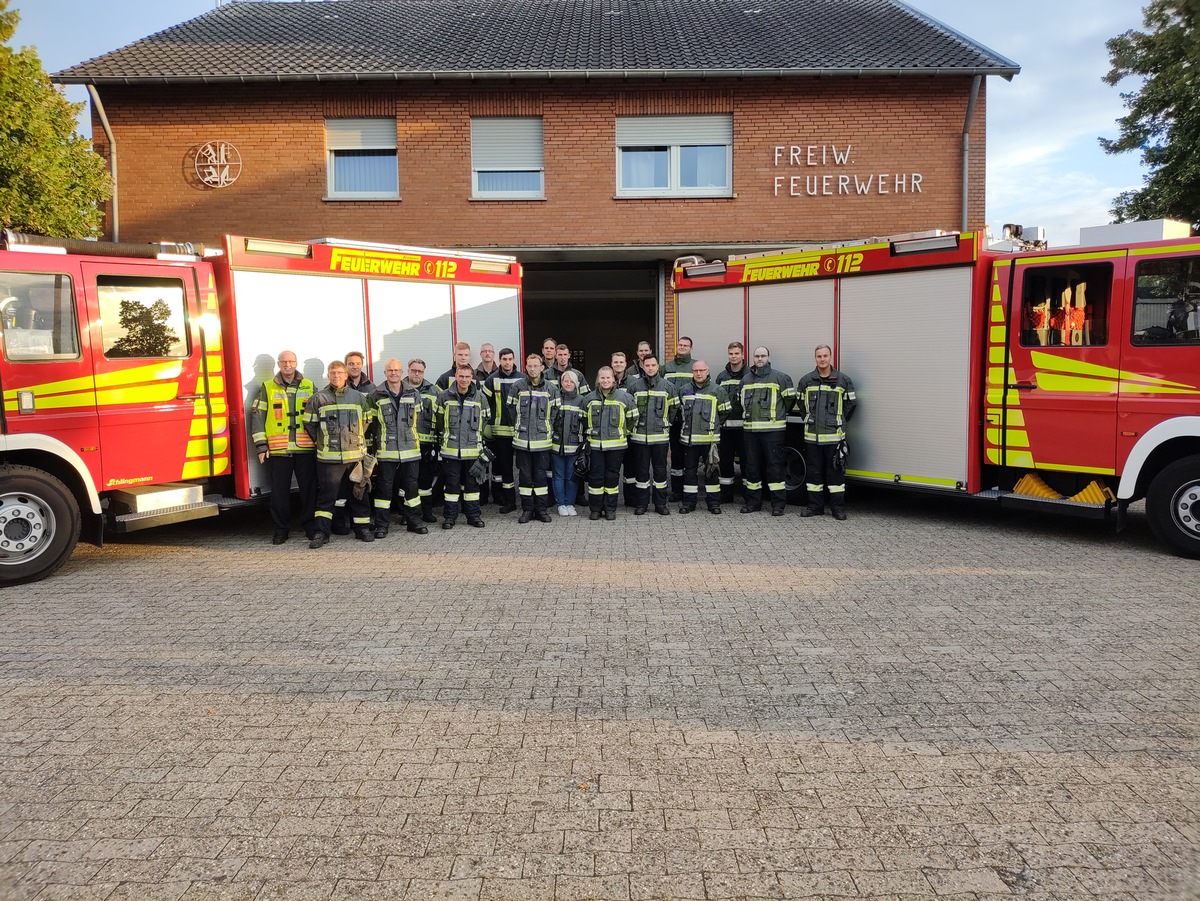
[178,393,205,401]
[1013,380,1037,391]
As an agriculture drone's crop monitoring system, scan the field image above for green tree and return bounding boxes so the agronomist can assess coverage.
[0,0,112,238]
[1101,0,1200,229]
[108,299,180,358]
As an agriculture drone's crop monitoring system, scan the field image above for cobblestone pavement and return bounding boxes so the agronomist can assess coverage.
[1,489,1197,901]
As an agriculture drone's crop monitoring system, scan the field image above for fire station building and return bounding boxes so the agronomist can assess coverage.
[55,0,1018,366]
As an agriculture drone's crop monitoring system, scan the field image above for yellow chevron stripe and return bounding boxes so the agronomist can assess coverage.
[186,437,229,457]
[1036,373,1118,394]
[987,428,1029,448]
[1030,351,1196,389]
[1130,242,1200,256]
[190,417,228,436]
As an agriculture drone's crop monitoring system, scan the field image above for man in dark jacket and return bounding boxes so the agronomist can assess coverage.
[797,344,857,520]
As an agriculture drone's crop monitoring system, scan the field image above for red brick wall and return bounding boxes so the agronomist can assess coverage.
[91,77,986,250]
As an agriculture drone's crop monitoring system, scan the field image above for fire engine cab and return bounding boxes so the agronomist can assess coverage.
[673,227,1200,558]
[0,230,523,585]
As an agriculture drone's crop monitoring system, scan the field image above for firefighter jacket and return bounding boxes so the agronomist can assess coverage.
[474,363,498,383]
[435,364,472,391]
[663,354,694,390]
[410,379,439,446]
[509,375,560,451]
[547,364,590,394]
[614,370,640,393]
[251,372,315,455]
[371,382,421,462]
[628,373,678,445]
[481,367,523,437]
[716,363,749,426]
[581,387,638,451]
[433,382,491,459]
[677,378,730,445]
[740,363,795,432]
[304,385,376,463]
[552,386,587,455]
[345,374,372,395]
[797,368,857,444]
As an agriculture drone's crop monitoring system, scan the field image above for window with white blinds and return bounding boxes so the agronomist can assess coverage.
[615,115,732,198]
[325,118,399,199]
[470,117,545,199]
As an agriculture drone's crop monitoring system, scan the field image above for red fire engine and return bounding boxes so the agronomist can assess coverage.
[673,228,1200,558]
[0,231,523,585]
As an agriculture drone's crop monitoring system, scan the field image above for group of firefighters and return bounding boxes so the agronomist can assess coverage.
[251,336,856,548]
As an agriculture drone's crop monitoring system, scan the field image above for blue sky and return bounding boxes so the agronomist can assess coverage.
[12,0,1148,247]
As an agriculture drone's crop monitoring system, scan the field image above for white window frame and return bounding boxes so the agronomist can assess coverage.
[615,115,733,199]
[471,117,545,200]
[325,118,399,200]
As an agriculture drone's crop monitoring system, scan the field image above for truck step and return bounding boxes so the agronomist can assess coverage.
[108,500,220,533]
[109,481,204,513]
[974,489,1113,520]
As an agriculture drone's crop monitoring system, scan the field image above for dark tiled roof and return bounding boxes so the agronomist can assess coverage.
[54,0,1019,84]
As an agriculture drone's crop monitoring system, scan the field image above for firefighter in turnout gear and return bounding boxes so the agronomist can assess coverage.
[370,359,427,537]
[304,360,378,547]
[406,359,441,524]
[508,353,559,523]
[581,367,638,520]
[480,348,522,514]
[610,351,641,503]
[663,336,694,499]
[251,350,317,545]
[797,344,857,520]
[628,354,678,515]
[716,341,749,503]
[433,364,491,529]
[677,360,730,514]
[739,346,796,516]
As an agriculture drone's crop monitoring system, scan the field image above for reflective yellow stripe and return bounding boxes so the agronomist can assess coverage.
[845,469,961,488]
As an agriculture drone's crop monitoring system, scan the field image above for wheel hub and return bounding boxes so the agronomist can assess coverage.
[1172,481,1200,539]
[0,492,52,562]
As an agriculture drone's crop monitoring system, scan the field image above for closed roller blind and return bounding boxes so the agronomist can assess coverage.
[616,115,732,146]
[471,118,544,169]
[326,118,397,150]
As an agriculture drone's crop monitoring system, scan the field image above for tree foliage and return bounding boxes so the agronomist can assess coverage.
[0,0,112,238]
[107,299,180,358]
[1101,0,1200,229]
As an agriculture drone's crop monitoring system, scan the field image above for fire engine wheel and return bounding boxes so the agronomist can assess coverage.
[1147,455,1200,559]
[0,466,80,586]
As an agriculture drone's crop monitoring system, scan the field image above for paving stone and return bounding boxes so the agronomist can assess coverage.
[0,496,1196,899]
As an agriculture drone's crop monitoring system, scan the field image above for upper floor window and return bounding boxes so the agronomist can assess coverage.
[1132,255,1200,345]
[325,118,399,200]
[0,271,80,360]
[1019,262,1112,347]
[471,117,544,200]
[615,115,732,198]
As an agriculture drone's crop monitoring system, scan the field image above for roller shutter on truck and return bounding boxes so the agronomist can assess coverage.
[747,280,836,384]
[839,267,974,490]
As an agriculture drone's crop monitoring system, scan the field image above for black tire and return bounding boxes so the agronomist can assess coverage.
[1146,455,1200,559]
[0,465,81,586]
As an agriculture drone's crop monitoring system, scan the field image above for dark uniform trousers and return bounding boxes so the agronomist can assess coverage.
[489,436,515,507]
[441,458,481,522]
[418,446,439,514]
[631,443,670,510]
[682,445,721,509]
[588,449,624,513]
[742,430,787,509]
[268,452,317,538]
[315,461,371,536]
[668,419,685,498]
[372,460,421,528]
[515,448,551,511]
[804,441,846,513]
[622,444,638,506]
[717,425,743,501]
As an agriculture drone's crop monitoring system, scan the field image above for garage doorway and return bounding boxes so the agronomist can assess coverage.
[521,262,658,383]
